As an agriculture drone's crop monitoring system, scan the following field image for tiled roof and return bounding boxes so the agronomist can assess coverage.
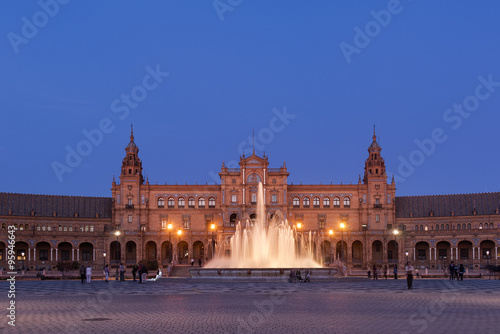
[0,192,112,218]
[395,192,500,218]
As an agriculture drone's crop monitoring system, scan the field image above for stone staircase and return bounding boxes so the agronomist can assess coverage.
[170,265,192,278]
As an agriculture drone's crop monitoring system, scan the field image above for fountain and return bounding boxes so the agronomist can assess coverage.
[189,183,338,280]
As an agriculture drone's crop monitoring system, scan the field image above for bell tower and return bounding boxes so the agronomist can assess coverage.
[120,125,144,184]
[363,126,386,184]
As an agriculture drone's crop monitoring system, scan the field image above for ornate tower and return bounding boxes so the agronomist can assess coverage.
[363,127,386,184]
[120,126,144,184]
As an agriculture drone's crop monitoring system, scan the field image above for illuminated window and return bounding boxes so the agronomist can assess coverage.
[157,197,165,208]
[168,198,175,208]
[323,197,330,207]
[293,197,300,207]
[188,197,195,208]
[333,197,340,207]
[313,197,320,207]
[178,198,185,208]
[303,197,310,207]
[209,197,216,208]
[199,197,206,208]
[343,197,351,208]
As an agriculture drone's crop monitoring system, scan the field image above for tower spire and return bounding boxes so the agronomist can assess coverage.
[252,129,255,155]
[373,124,376,142]
[130,124,134,142]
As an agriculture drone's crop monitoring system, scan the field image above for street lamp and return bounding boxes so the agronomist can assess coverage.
[393,230,399,265]
[21,251,25,271]
[168,223,173,263]
[486,250,490,266]
[114,230,121,280]
[405,251,409,264]
[340,222,346,264]
[210,223,216,258]
[177,229,182,263]
[328,229,333,265]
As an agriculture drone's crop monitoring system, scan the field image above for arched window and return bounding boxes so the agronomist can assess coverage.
[446,224,449,230]
[479,223,483,229]
[167,197,175,208]
[19,224,24,231]
[343,197,351,208]
[333,197,340,207]
[489,223,493,229]
[251,193,257,204]
[188,197,195,208]
[483,223,488,229]
[467,223,471,230]
[420,225,423,231]
[198,197,206,208]
[313,197,320,207]
[47,225,51,231]
[457,224,461,230]
[157,197,165,208]
[25,224,29,231]
[209,197,216,208]
[1,223,5,230]
[178,198,185,208]
[323,197,330,207]
[293,197,300,207]
[436,224,439,230]
[415,225,419,231]
[303,197,310,207]
[402,225,406,231]
[462,223,466,230]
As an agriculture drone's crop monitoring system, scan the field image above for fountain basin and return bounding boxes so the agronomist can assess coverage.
[189,267,338,281]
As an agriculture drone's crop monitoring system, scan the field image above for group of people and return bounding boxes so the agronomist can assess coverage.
[288,269,311,283]
[190,258,203,267]
[79,261,152,283]
[365,263,415,289]
[448,262,465,281]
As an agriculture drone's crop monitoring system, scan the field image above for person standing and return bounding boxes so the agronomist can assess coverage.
[405,262,414,290]
[141,264,148,283]
[394,264,398,279]
[119,263,125,281]
[132,264,137,282]
[459,264,465,281]
[104,264,109,282]
[373,265,378,280]
[79,265,86,284]
[198,258,202,267]
[384,265,388,280]
[137,262,144,283]
[449,262,455,280]
[85,266,92,284]
[191,258,195,266]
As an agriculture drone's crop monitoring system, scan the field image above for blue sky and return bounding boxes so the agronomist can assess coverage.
[1,0,499,197]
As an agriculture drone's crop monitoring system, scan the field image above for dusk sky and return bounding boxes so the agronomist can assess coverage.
[1,0,499,197]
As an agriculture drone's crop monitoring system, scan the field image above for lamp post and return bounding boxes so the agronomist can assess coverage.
[405,251,409,264]
[210,223,216,259]
[168,223,173,263]
[486,250,491,279]
[21,251,25,271]
[177,229,182,263]
[340,222,346,264]
[114,230,121,280]
[393,230,399,266]
[328,229,334,265]
[103,252,106,269]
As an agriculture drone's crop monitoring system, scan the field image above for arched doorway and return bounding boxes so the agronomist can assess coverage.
[458,240,473,268]
[352,240,363,267]
[249,213,257,224]
[58,242,72,262]
[36,241,50,263]
[193,241,205,263]
[336,240,347,262]
[229,213,238,226]
[125,241,137,264]
[320,240,332,264]
[161,241,172,265]
[436,241,451,270]
[79,242,93,264]
[480,240,495,267]
[415,241,430,269]
[110,241,121,262]
[14,242,29,270]
[387,240,398,265]
[145,241,157,261]
[371,240,383,265]
[177,241,188,264]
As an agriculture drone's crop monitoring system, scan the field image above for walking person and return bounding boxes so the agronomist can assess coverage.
[137,262,144,283]
[132,264,137,282]
[104,264,109,282]
[85,265,92,284]
[384,265,388,280]
[405,262,414,290]
[79,265,86,284]
[119,263,125,281]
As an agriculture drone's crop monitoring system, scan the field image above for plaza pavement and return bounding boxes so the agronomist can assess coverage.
[1,277,499,334]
